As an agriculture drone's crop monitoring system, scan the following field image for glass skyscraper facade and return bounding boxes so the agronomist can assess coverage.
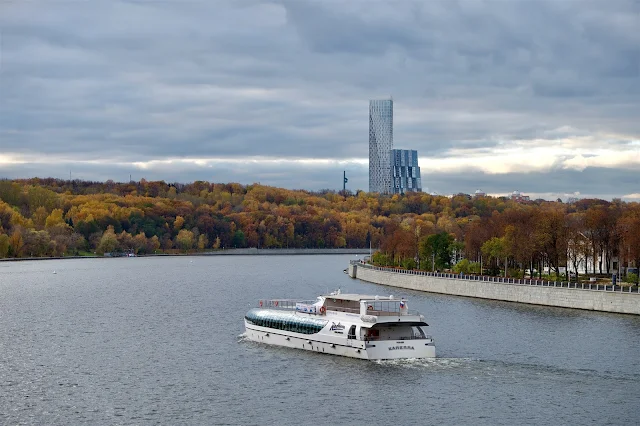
[391,149,422,194]
[369,99,393,194]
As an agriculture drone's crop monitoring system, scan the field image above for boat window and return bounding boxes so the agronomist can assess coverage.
[412,326,426,339]
[245,308,327,334]
[348,325,356,339]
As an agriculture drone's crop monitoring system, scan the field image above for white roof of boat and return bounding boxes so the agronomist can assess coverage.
[323,293,397,302]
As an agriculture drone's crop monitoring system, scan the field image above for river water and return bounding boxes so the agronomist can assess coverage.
[1,255,639,425]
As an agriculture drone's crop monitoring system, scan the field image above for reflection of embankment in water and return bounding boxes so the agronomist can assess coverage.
[374,357,640,382]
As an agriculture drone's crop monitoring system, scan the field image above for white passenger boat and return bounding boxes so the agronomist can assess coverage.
[244,290,435,360]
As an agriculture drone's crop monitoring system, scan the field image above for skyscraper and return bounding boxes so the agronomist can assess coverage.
[391,149,422,194]
[369,99,393,193]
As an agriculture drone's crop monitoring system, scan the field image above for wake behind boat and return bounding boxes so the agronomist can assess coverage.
[244,290,435,360]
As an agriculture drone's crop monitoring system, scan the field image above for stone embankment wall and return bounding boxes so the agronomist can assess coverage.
[348,264,640,315]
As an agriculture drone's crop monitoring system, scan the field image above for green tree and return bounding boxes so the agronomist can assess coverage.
[453,258,471,274]
[420,232,455,271]
[231,230,246,248]
[371,251,393,267]
[481,236,507,276]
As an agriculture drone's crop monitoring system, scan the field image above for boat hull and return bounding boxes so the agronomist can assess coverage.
[245,321,435,360]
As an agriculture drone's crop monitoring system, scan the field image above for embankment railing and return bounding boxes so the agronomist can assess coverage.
[350,261,640,294]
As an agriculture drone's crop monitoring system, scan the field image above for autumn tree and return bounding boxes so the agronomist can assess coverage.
[45,209,66,228]
[197,234,209,250]
[173,215,185,231]
[212,236,221,250]
[133,233,149,254]
[0,233,10,257]
[8,229,25,257]
[617,207,640,283]
[566,213,589,279]
[481,237,507,276]
[585,205,613,274]
[149,235,161,253]
[97,226,119,254]
[176,229,195,251]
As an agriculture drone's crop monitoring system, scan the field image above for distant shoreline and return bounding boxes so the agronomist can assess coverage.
[0,248,372,262]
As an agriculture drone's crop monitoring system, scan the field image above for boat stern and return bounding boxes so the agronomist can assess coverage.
[364,338,436,360]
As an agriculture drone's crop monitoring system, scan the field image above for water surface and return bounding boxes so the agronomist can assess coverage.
[1,255,638,425]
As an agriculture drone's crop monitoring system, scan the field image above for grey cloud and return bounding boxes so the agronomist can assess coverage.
[0,160,369,194]
[281,1,423,55]
[0,0,638,197]
[423,167,640,201]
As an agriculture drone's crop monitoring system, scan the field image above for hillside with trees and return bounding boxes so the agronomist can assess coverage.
[0,178,638,282]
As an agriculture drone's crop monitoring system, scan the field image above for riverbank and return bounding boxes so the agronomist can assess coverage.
[0,248,371,262]
[348,262,640,315]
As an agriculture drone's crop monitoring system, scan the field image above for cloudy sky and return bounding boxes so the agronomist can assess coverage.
[1,0,638,200]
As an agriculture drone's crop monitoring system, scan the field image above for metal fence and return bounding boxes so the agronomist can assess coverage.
[350,261,640,294]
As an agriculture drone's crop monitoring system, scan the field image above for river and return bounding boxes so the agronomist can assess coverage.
[1,255,638,425]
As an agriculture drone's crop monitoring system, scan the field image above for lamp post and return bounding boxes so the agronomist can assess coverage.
[343,171,348,198]
[415,225,421,270]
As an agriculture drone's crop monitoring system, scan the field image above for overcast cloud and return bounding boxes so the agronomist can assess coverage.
[0,0,638,200]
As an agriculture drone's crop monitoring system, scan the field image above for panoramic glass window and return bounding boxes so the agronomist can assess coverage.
[245,309,327,335]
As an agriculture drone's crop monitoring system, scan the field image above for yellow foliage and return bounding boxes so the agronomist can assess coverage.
[10,210,30,228]
[45,209,65,228]
[174,216,185,230]
[32,206,48,229]
[197,234,208,250]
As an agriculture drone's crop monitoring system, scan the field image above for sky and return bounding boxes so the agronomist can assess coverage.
[0,0,638,201]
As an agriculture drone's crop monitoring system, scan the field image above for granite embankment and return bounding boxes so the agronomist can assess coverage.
[348,263,640,315]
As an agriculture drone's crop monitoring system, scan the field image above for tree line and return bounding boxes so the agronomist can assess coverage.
[0,178,638,283]
[375,197,640,283]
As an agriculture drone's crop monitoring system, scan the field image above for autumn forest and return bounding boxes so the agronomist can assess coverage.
[0,178,639,282]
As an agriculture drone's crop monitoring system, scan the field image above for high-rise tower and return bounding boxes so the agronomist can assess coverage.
[391,149,422,194]
[369,99,393,193]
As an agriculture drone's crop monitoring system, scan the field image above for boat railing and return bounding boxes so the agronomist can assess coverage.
[258,299,315,310]
[365,334,433,341]
[328,307,360,314]
[365,309,420,316]
[328,307,420,316]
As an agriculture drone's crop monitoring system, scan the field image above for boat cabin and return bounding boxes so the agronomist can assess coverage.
[323,294,413,316]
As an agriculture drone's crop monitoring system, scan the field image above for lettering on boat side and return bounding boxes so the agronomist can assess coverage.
[388,346,415,351]
[330,322,345,333]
